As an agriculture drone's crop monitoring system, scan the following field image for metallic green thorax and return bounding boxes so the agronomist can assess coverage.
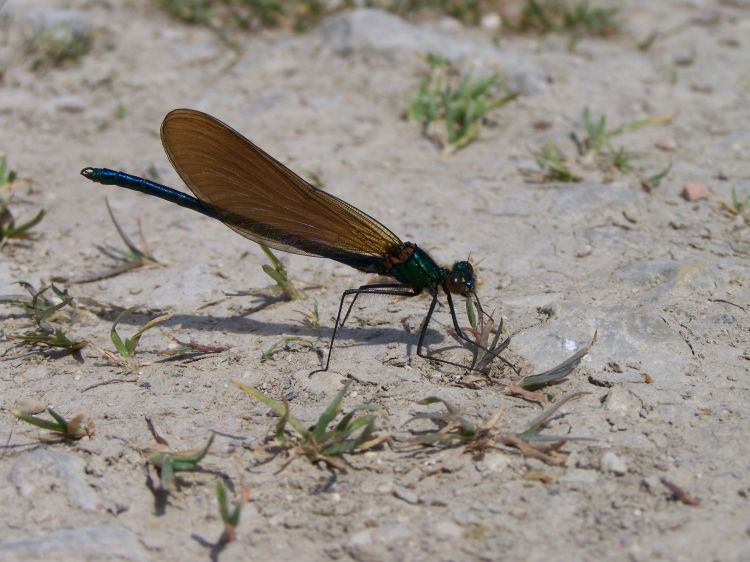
[390,243,446,292]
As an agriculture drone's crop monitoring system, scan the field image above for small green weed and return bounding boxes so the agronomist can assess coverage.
[408,54,518,153]
[234,380,387,470]
[256,244,304,300]
[406,391,592,464]
[640,161,672,191]
[464,297,512,374]
[0,155,45,247]
[114,100,127,120]
[24,18,92,70]
[1,282,86,352]
[719,187,750,219]
[157,0,330,32]
[531,140,580,182]
[637,20,691,52]
[224,243,304,303]
[383,0,484,25]
[514,0,620,43]
[157,0,215,24]
[296,299,320,330]
[147,434,215,492]
[12,407,94,440]
[110,309,173,358]
[528,108,673,185]
[99,308,173,371]
[215,478,247,544]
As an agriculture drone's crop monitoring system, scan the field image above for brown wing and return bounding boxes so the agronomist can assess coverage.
[160,109,402,271]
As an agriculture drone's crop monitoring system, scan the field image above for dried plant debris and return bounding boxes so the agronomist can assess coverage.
[234,380,387,471]
[660,477,700,507]
[159,334,231,359]
[12,406,94,440]
[518,331,597,391]
[405,391,592,465]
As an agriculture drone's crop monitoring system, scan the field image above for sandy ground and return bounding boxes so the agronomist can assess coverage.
[1,1,749,561]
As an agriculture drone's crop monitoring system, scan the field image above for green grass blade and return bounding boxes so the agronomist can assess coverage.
[233,380,308,436]
[312,381,350,442]
[12,408,64,432]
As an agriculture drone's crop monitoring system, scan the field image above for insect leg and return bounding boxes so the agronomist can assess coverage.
[310,284,418,375]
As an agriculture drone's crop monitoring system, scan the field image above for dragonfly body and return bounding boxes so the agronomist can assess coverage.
[82,169,467,295]
[82,109,498,373]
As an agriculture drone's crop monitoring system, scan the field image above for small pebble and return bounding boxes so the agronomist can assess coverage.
[480,12,501,30]
[393,486,419,505]
[681,181,709,201]
[432,520,463,538]
[655,138,677,151]
[15,398,46,414]
[479,453,510,474]
[600,452,628,476]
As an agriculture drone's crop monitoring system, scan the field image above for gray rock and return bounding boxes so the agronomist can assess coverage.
[477,452,511,473]
[292,368,346,394]
[14,366,50,384]
[372,523,412,543]
[0,523,146,562]
[641,475,662,494]
[169,43,224,65]
[14,398,47,414]
[47,95,86,113]
[347,528,373,548]
[392,485,419,505]
[600,452,628,476]
[614,259,727,299]
[551,182,641,215]
[9,449,101,512]
[431,520,463,539]
[602,385,643,417]
[26,10,91,33]
[321,9,546,95]
[346,523,411,549]
[527,306,694,383]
